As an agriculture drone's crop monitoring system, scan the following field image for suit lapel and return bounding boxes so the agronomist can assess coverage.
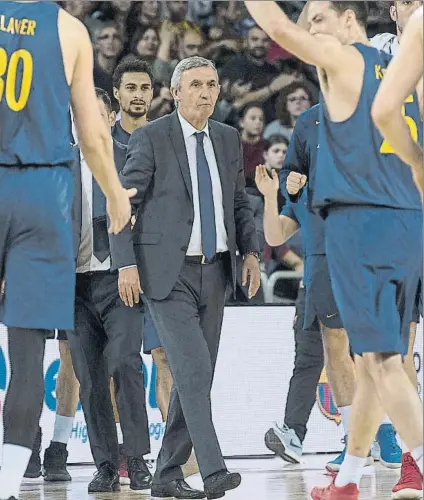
[169,112,193,200]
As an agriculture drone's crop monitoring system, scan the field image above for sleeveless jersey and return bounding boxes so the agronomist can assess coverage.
[0,1,73,167]
[312,43,422,212]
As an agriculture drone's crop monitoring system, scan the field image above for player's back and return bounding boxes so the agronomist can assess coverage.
[0,1,73,167]
[313,43,422,213]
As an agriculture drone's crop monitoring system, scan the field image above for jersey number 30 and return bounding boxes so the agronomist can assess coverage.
[0,48,33,112]
[380,94,418,154]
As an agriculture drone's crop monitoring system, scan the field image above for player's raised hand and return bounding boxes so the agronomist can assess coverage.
[286,171,307,195]
[107,187,138,234]
[255,165,279,197]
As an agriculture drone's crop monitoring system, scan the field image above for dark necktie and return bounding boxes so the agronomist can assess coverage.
[195,132,216,260]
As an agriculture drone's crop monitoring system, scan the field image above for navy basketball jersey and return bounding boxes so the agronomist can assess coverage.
[0,2,73,167]
[313,43,422,212]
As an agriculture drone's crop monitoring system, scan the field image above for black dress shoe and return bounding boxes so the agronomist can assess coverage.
[204,470,241,499]
[88,462,120,493]
[151,479,205,499]
[127,456,152,490]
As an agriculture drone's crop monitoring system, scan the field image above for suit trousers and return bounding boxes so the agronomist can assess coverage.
[145,259,228,484]
[67,270,150,470]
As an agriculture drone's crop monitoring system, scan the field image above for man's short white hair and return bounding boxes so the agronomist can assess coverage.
[170,56,218,90]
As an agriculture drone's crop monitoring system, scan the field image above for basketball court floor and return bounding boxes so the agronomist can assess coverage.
[20,455,414,500]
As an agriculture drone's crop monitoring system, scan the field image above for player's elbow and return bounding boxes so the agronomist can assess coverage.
[371,98,394,130]
[79,127,112,157]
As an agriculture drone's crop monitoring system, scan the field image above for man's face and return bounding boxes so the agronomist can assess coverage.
[240,107,265,137]
[97,98,115,130]
[307,1,350,44]
[64,0,92,20]
[391,1,423,34]
[167,1,188,21]
[180,31,204,59]
[96,27,123,59]
[171,66,220,123]
[246,27,272,60]
[114,72,153,119]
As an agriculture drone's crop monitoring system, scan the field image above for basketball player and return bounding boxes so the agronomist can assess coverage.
[0,2,134,499]
[372,5,423,190]
[262,103,401,473]
[245,3,423,500]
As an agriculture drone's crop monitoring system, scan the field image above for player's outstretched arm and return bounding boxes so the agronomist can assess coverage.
[244,1,345,70]
[372,7,423,193]
[59,11,135,233]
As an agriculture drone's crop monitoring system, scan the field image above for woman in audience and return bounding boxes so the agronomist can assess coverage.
[264,82,313,140]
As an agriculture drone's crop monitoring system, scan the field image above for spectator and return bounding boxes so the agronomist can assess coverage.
[164,0,200,34]
[239,103,266,188]
[126,1,162,47]
[129,26,160,63]
[264,82,313,140]
[99,0,132,35]
[62,0,95,22]
[219,25,301,124]
[155,27,205,85]
[93,21,124,109]
[263,134,289,174]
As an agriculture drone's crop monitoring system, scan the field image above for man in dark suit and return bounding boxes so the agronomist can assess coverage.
[65,89,152,494]
[112,56,261,500]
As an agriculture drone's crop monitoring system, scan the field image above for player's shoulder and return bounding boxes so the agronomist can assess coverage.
[58,7,90,45]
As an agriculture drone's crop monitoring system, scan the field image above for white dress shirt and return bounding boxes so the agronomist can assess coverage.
[178,112,228,255]
[76,151,112,273]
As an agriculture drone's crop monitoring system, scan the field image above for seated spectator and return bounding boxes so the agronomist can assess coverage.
[129,26,160,63]
[126,0,162,48]
[219,25,301,125]
[264,82,313,140]
[155,26,205,85]
[93,21,124,110]
[164,1,201,36]
[97,0,132,35]
[239,103,266,187]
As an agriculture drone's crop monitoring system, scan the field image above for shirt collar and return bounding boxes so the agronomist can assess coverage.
[177,111,210,140]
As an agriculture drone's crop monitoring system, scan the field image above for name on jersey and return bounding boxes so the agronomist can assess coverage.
[0,15,36,36]
[374,64,386,80]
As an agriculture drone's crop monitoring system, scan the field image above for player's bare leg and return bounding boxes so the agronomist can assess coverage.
[404,322,418,391]
[43,340,79,482]
[152,347,199,478]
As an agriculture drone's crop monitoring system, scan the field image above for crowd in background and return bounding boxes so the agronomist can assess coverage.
[61,0,396,303]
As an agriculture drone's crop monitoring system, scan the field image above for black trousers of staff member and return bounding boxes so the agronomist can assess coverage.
[67,270,150,469]
[284,286,324,443]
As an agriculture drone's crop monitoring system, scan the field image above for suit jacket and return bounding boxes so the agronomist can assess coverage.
[71,129,135,268]
[110,111,259,300]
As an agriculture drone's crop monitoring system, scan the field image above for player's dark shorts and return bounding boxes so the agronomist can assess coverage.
[142,298,161,354]
[325,206,422,356]
[0,167,75,330]
[46,329,68,341]
[412,277,422,324]
[303,254,344,330]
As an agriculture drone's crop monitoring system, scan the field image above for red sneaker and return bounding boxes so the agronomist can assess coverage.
[119,450,130,485]
[392,452,423,499]
[311,478,359,500]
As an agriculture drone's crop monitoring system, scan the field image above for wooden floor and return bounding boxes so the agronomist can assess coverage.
[18,455,415,500]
